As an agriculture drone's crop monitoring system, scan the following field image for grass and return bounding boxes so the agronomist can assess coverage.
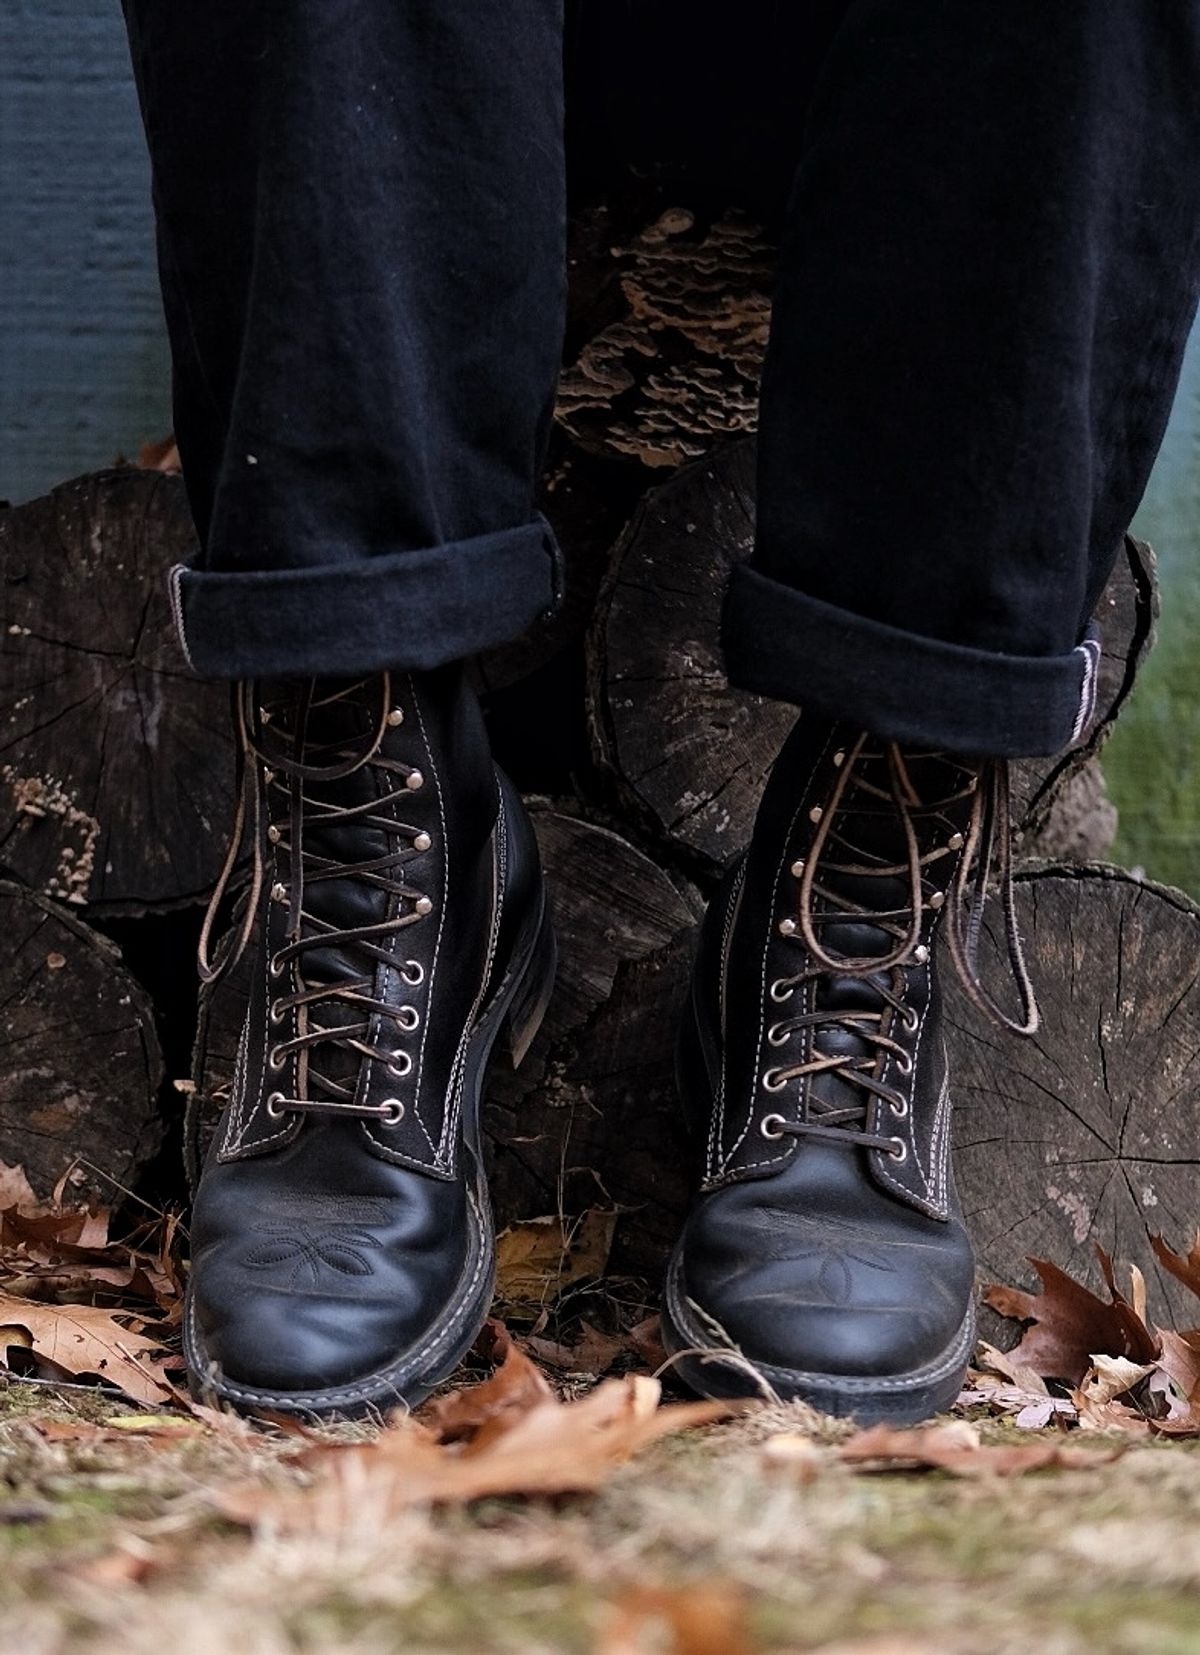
[2,1382,1199,1654]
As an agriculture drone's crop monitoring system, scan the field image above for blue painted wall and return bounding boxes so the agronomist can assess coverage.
[0,0,171,506]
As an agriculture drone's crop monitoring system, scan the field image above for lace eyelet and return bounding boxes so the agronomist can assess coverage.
[902,1007,920,1033]
[380,1098,405,1126]
[266,1091,287,1119]
[760,1113,787,1140]
[912,944,930,966]
[387,1050,413,1079]
[895,1051,913,1076]
[761,1069,788,1094]
[889,1097,910,1119]
[268,1046,286,1072]
[766,1023,789,1048]
[268,1004,285,1026]
[268,955,286,980]
[769,979,795,1003]
[396,1005,420,1032]
[888,1138,908,1163]
[401,960,425,986]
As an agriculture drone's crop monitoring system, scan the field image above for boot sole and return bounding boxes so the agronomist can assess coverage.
[660,1244,975,1426]
[183,895,557,1421]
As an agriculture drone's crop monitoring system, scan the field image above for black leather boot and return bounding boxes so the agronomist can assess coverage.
[662,716,1035,1423]
[184,668,554,1417]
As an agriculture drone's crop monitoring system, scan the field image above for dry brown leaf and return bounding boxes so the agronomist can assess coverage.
[837,1420,1121,1477]
[0,1287,174,1407]
[136,433,181,473]
[983,1249,1158,1382]
[1147,1328,1200,1435]
[1150,1232,1200,1302]
[493,1209,615,1307]
[422,1332,554,1440]
[0,1163,37,1210]
[219,1375,737,1528]
[598,1583,753,1655]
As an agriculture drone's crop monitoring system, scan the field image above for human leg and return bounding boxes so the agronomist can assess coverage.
[666,0,1200,1418]
[120,0,566,1413]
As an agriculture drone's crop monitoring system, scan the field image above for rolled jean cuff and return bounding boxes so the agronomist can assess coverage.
[722,564,1101,760]
[167,515,563,680]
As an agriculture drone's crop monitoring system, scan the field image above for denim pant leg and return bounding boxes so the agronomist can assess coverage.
[725,0,1200,757]
[120,0,566,679]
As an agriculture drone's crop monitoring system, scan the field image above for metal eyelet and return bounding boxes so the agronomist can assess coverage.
[271,882,287,904]
[401,960,425,986]
[387,1051,413,1079]
[415,896,434,916]
[268,955,286,980]
[769,978,795,1003]
[760,1113,787,1139]
[889,1097,910,1119]
[929,890,945,911]
[413,832,432,853]
[912,944,930,966]
[888,1138,908,1163]
[895,1051,913,1076]
[761,1069,788,1093]
[406,769,425,792]
[380,1098,405,1125]
[766,1023,789,1047]
[396,1006,420,1032]
[386,708,404,727]
[266,1091,287,1119]
[902,1007,920,1033]
[268,1046,286,1072]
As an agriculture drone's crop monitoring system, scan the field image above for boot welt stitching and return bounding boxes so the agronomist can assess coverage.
[664,1251,974,1395]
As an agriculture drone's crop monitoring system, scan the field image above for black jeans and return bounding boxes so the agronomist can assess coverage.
[121,1,1200,758]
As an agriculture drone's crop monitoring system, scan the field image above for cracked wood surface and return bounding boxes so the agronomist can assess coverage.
[588,440,1156,874]
[0,470,233,912]
[0,880,163,1198]
[947,864,1200,1332]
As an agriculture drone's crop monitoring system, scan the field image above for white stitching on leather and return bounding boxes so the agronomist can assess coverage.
[705,861,746,1176]
[724,732,835,1175]
[166,564,196,672]
[438,789,505,1163]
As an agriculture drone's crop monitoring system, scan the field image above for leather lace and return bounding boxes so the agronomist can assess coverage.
[198,674,431,1127]
[763,736,1038,1157]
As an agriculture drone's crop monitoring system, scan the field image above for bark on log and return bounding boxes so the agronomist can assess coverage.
[588,440,1157,875]
[947,864,1200,1333]
[484,807,700,1283]
[0,469,234,913]
[0,881,164,1199]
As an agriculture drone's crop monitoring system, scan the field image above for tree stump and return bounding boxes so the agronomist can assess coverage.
[0,469,234,912]
[484,808,700,1282]
[588,439,1156,875]
[947,864,1200,1332]
[0,881,163,1199]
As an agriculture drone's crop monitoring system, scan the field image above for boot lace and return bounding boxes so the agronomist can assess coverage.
[760,735,1038,1159]
[197,674,432,1128]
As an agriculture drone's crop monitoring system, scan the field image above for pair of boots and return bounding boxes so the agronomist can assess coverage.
[187,668,1033,1422]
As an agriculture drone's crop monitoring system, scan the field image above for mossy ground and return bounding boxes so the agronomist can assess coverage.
[1,1382,1198,1654]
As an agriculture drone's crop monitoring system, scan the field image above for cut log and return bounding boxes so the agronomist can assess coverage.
[0,881,164,1200]
[946,864,1200,1333]
[588,439,1157,875]
[484,808,700,1283]
[0,469,234,913]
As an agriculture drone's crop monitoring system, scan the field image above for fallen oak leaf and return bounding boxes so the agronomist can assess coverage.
[598,1583,753,1655]
[1150,1233,1200,1303]
[983,1249,1157,1383]
[523,1320,632,1377]
[218,1376,740,1528]
[493,1209,615,1309]
[837,1420,1122,1477]
[422,1332,554,1441]
[0,1287,174,1407]
[1147,1328,1200,1436]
